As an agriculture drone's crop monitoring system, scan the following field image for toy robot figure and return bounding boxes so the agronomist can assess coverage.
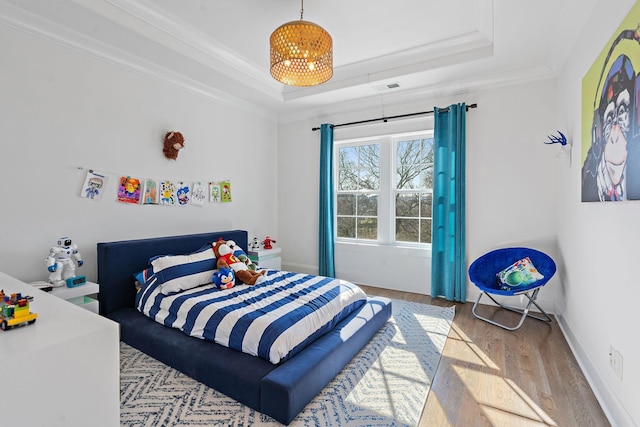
[46,237,84,287]
[262,236,276,250]
[251,238,261,251]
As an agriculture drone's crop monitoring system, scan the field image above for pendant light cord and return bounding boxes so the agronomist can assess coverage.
[300,0,304,20]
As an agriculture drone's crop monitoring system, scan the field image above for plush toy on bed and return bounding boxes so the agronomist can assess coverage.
[212,267,235,289]
[213,239,265,285]
[227,240,258,271]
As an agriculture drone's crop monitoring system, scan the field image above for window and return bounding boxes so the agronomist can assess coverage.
[336,144,380,240]
[336,130,434,245]
[395,137,434,244]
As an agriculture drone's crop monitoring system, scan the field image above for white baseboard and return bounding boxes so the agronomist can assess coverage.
[281,262,317,275]
[556,314,636,427]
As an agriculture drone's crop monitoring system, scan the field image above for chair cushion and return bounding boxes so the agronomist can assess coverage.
[496,257,544,290]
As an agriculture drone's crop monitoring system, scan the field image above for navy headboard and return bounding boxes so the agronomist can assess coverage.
[97,230,248,316]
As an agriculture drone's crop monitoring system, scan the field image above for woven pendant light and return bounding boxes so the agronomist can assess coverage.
[270,1,333,86]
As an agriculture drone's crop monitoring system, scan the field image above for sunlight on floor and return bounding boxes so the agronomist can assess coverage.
[445,323,500,369]
[480,405,557,427]
[420,318,560,426]
[447,346,558,426]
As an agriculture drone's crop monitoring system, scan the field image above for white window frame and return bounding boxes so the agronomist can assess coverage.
[334,129,433,248]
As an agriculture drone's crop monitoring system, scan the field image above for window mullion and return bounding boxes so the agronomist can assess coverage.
[378,137,392,244]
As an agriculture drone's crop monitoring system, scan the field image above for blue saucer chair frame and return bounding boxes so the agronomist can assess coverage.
[468,247,556,330]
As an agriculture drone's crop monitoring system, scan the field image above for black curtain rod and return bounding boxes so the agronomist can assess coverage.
[311,103,477,131]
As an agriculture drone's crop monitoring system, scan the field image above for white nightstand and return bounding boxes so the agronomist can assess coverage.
[248,247,282,270]
[50,281,99,313]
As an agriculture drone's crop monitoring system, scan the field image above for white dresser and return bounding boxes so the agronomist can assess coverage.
[0,272,120,426]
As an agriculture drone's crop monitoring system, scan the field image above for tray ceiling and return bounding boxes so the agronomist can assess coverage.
[0,0,597,118]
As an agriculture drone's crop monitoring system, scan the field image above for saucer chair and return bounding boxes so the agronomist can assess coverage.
[468,247,556,330]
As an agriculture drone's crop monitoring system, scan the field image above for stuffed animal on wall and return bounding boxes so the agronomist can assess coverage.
[163,131,185,160]
[212,239,265,285]
[227,240,258,271]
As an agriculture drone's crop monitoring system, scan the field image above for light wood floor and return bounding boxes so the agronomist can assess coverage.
[359,285,610,427]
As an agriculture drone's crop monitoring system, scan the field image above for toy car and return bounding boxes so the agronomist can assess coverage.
[0,290,37,331]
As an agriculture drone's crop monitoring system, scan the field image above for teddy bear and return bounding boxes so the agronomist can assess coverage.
[163,131,185,160]
[212,239,265,285]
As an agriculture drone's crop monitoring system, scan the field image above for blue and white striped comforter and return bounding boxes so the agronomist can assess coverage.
[136,269,367,364]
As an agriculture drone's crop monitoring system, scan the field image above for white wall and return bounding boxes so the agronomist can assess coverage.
[556,0,639,426]
[0,25,279,284]
[277,112,435,295]
[278,78,561,311]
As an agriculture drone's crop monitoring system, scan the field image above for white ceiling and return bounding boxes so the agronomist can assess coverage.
[0,0,598,120]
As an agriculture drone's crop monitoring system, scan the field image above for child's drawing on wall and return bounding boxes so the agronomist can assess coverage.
[80,170,107,201]
[159,180,177,206]
[177,182,190,206]
[209,182,221,202]
[142,179,158,204]
[117,176,141,204]
[220,180,232,202]
[191,182,206,206]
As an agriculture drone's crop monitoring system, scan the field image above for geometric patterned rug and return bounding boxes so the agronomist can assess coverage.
[120,300,455,427]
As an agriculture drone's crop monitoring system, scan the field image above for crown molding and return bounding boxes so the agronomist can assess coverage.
[1,0,546,124]
[0,0,277,122]
[3,0,498,105]
[86,0,283,98]
[277,65,556,125]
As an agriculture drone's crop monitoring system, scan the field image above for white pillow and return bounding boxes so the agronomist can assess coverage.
[151,246,216,294]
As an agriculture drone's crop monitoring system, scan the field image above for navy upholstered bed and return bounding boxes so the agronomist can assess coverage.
[97,230,392,425]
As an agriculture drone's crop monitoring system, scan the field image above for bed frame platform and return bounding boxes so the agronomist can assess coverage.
[97,230,391,425]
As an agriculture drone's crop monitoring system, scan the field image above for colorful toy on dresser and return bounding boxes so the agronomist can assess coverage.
[0,290,37,330]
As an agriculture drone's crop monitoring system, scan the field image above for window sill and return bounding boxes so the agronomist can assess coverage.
[336,240,431,256]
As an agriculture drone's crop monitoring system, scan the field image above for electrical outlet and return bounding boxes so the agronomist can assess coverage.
[609,345,623,380]
[609,345,615,367]
[614,349,623,380]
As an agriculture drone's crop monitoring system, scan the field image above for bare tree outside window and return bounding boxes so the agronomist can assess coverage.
[336,132,432,245]
[395,138,434,243]
[337,144,379,240]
